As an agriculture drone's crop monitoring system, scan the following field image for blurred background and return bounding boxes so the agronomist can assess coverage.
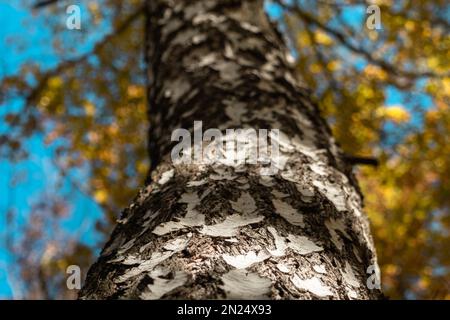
[0,0,448,299]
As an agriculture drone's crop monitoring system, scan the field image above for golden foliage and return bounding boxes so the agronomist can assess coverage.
[282,0,449,299]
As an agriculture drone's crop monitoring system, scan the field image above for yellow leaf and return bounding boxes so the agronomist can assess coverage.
[425,109,439,124]
[404,20,415,31]
[93,189,108,204]
[427,56,440,69]
[38,95,51,108]
[297,31,311,46]
[137,161,148,175]
[442,78,450,97]
[310,63,322,73]
[327,60,340,71]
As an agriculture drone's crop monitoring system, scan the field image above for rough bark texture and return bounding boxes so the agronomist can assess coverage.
[80,0,382,300]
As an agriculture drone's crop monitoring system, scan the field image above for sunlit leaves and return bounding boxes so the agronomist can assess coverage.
[377,105,411,124]
[280,0,450,299]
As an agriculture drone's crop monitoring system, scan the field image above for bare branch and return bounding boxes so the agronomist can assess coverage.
[25,4,145,107]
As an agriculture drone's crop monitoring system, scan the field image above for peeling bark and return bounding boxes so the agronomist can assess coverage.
[80,0,383,300]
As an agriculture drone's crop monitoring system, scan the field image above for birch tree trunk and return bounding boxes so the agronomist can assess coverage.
[79,0,382,300]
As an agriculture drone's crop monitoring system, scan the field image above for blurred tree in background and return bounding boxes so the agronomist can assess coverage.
[0,0,448,299]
